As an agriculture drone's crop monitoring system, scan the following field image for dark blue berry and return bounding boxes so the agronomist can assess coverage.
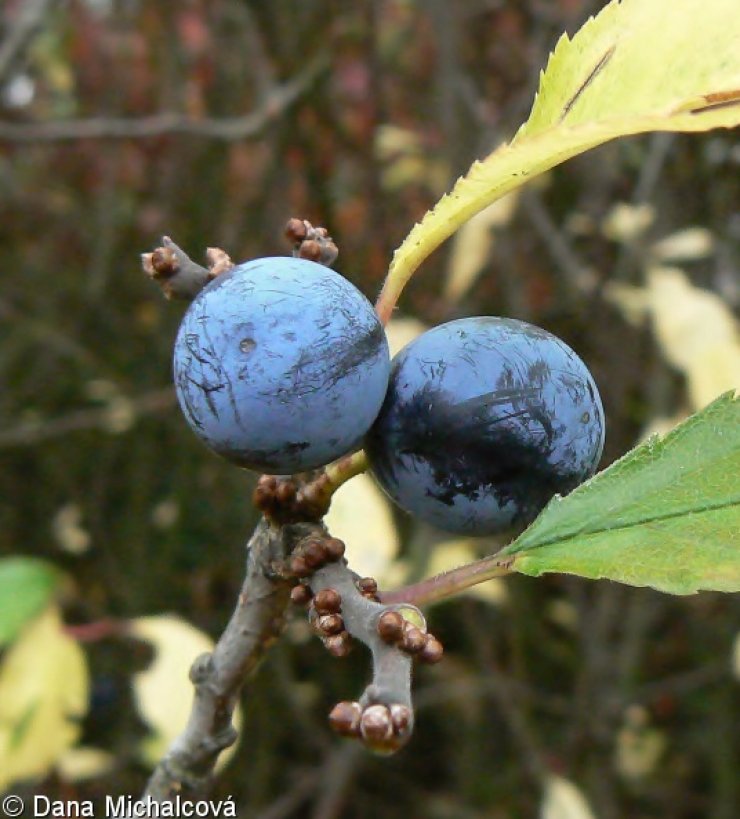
[173,257,390,473]
[365,317,605,535]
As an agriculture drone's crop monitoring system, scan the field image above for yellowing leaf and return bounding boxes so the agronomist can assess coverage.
[645,267,740,409]
[444,192,519,302]
[52,503,91,555]
[601,202,655,242]
[130,614,241,771]
[615,705,666,782]
[606,266,740,414]
[0,606,89,791]
[57,746,115,782]
[541,775,596,819]
[325,473,401,586]
[381,0,740,309]
[651,227,715,261]
[375,124,449,194]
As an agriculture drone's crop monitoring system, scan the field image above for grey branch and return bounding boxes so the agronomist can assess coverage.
[0,54,328,142]
[0,0,57,85]
[143,519,324,802]
[0,387,175,449]
[309,561,428,754]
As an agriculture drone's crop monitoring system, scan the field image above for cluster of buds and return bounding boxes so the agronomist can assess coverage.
[141,237,233,301]
[291,581,353,657]
[376,609,444,665]
[253,475,300,523]
[311,587,353,658]
[328,701,413,754]
[253,474,332,524]
[284,218,339,267]
[287,535,346,579]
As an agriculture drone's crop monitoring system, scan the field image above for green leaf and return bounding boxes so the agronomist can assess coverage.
[499,393,740,594]
[0,558,59,648]
[380,0,740,310]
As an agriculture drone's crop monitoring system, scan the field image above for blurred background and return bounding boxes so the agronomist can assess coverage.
[1,1,738,817]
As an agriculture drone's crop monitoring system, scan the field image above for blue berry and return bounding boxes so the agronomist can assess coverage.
[365,317,605,535]
[173,257,390,473]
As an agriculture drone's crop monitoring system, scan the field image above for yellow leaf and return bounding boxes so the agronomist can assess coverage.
[0,606,89,791]
[444,192,520,302]
[541,776,596,819]
[601,202,655,242]
[130,614,241,771]
[375,125,449,194]
[57,746,115,782]
[324,472,401,586]
[615,705,666,782]
[651,227,715,261]
[646,266,740,409]
[381,0,740,309]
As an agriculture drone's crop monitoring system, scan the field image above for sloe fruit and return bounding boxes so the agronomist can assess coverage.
[173,257,390,473]
[365,317,605,535]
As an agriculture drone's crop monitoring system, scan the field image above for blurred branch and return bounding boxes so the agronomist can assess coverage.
[0,0,56,85]
[0,53,328,142]
[143,519,322,802]
[521,188,598,296]
[0,387,175,448]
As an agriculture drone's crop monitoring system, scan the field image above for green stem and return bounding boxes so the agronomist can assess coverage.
[380,551,516,607]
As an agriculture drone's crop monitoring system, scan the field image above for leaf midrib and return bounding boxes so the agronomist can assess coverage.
[513,494,740,555]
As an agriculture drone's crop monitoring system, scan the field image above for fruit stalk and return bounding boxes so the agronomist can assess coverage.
[380,552,516,607]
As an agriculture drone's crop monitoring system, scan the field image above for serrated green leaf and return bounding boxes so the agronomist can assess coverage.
[381,0,740,308]
[0,558,59,648]
[498,393,740,594]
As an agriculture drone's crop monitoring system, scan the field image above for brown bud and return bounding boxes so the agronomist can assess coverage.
[205,246,234,277]
[324,631,352,657]
[357,577,378,595]
[285,217,308,244]
[302,539,329,569]
[290,584,312,606]
[324,537,346,561]
[318,242,339,267]
[402,624,426,654]
[328,701,362,737]
[360,705,393,745]
[298,240,322,262]
[389,704,412,736]
[289,555,311,578]
[317,614,344,635]
[376,610,404,644]
[313,588,341,615]
[252,484,273,511]
[151,246,179,277]
[419,635,444,665]
[275,480,296,505]
[253,475,278,510]
[296,483,325,517]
